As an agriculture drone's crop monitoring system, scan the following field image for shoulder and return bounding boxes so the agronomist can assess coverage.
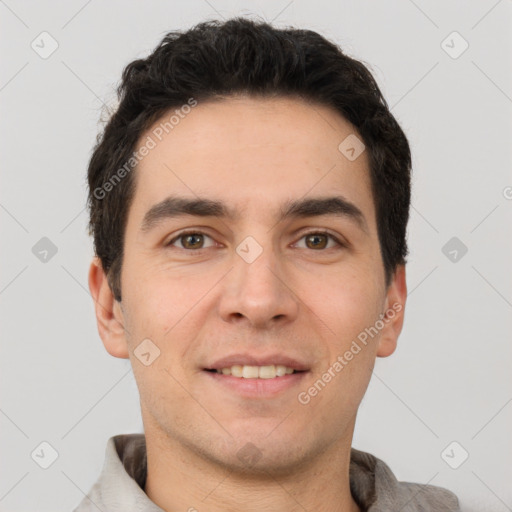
[350,447,461,511]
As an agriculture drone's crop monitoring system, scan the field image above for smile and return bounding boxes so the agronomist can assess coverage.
[210,364,298,379]
[203,368,309,398]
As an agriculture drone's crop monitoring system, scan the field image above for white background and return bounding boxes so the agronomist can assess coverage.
[1,1,511,511]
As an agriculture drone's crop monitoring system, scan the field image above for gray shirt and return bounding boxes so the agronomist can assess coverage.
[73,434,461,511]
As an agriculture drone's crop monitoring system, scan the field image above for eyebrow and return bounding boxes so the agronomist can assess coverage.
[140,195,368,234]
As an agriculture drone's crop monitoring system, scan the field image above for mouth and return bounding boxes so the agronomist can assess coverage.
[202,364,309,398]
[204,364,305,379]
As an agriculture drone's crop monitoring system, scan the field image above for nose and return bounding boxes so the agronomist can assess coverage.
[217,240,300,330]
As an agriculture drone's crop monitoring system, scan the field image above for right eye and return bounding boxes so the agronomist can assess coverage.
[165,231,216,251]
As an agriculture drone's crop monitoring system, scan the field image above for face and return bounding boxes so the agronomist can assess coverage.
[90,96,406,474]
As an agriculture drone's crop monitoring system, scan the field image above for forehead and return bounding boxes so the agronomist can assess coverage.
[128,96,375,231]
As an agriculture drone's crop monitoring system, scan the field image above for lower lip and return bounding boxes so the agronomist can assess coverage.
[202,370,309,398]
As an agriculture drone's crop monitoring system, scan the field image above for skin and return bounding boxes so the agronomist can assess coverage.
[89,96,407,512]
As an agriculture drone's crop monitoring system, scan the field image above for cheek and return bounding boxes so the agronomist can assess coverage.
[304,266,383,345]
[122,270,207,374]
[303,280,380,416]
[123,260,196,334]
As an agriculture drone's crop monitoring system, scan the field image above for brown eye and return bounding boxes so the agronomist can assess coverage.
[305,233,328,249]
[181,233,204,249]
[295,231,343,251]
[167,231,215,250]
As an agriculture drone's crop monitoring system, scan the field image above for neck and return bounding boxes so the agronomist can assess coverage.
[143,424,361,512]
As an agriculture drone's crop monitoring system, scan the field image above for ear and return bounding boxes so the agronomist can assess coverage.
[88,256,129,359]
[377,264,407,358]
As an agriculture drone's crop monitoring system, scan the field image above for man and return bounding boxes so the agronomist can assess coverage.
[78,17,461,512]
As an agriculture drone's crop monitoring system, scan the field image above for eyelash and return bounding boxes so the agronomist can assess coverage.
[165,230,345,252]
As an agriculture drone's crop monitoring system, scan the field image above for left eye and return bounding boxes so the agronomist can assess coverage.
[294,232,342,250]
[166,231,342,251]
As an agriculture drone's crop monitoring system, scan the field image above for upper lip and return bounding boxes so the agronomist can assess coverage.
[205,353,310,371]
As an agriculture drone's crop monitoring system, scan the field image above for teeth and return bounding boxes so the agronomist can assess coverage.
[242,365,260,378]
[215,364,296,379]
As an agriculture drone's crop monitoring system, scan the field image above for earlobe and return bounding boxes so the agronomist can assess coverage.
[376,264,407,358]
[88,257,129,359]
